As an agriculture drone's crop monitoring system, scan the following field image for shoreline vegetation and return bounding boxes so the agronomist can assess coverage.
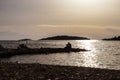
[0,62,120,80]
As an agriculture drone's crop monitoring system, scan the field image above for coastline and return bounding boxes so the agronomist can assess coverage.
[0,63,120,80]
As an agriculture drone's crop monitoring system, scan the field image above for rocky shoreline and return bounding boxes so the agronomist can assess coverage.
[0,63,120,80]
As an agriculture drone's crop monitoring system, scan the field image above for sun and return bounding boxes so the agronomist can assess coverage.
[80,0,102,5]
[64,0,104,8]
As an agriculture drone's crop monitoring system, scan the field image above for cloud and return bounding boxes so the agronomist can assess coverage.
[105,27,120,33]
[0,31,29,40]
[0,0,120,39]
[36,25,57,27]
[0,0,120,26]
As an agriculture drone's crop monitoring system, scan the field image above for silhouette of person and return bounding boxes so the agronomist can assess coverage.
[0,44,4,50]
[18,44,28,49]
[65,42,72,49]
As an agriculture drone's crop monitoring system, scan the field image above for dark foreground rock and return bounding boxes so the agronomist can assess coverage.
[0,63,120,80]
[0,48,88,58]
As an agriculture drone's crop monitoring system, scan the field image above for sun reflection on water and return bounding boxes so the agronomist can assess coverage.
[76,40,97,50]
[76,40,100,68]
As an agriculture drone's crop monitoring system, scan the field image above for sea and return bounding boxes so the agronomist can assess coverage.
[0,40,120,70]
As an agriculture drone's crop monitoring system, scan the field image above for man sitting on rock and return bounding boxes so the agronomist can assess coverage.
[0,45,5,51]
[65,42,72,49]
[17,44,29,50]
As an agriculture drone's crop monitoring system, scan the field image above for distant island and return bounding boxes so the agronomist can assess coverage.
[103,36,120,41]
[18,39,32,41]
[40,35,90,40]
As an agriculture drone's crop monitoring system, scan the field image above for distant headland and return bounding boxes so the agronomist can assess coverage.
[18,39,32,41]
[103,36,120,41]
[40,35,90,40]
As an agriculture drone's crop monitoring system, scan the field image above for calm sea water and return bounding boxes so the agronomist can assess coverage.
[0,40,120,70]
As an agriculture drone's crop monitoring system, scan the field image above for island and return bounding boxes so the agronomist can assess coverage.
[40,35,90,40]
[103,36,120,41]
[18,39,32,41]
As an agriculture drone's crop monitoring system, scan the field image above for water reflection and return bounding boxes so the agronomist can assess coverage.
[1,40,120,70]
[76,40,97,50]
[82,53,99,67]
[76,40,100,68]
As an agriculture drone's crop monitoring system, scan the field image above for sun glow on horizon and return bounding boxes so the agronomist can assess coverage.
[63,0,105,8]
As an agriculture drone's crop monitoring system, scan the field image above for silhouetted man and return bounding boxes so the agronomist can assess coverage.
[0,45,4,51]
[65,42,72,49]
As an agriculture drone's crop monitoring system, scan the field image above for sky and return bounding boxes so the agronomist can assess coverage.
[0,0,120,40]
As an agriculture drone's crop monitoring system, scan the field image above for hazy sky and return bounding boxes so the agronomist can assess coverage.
[0,0,120,40]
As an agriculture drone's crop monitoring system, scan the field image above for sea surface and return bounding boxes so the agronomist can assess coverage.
[0,40,120,70]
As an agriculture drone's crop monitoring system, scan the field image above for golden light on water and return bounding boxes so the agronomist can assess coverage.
[76,40,100,68]
[82,52,99,67]
[76,40,97,50]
